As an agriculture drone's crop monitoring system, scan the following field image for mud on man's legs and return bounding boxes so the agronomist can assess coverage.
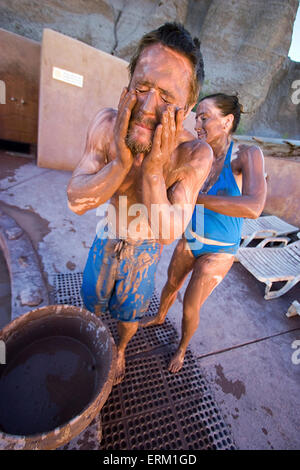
[114,320,139,385]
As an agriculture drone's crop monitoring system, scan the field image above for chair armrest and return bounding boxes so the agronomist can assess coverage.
[256,237,290,248]
[240,229,277,247]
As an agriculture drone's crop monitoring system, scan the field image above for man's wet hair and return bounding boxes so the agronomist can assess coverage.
[128,22,205,107]
[198,93,244,133]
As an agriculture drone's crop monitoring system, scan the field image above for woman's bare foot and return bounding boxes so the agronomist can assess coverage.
[113,349,126,385]
[168,348,185,374]
[140,314,165,328]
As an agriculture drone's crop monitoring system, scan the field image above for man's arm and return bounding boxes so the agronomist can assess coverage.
[142,108,213,244]
[67,89,136,215]
[196,145,267,219]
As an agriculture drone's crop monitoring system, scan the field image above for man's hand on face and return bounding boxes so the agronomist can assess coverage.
[114,87,137,171]
[142,105,185,174]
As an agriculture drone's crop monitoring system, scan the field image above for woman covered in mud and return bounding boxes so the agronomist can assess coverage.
[142,93,267,372]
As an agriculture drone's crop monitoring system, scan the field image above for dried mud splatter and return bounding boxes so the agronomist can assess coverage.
[215,364,246,400]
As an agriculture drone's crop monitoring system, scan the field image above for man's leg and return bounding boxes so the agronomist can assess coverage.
[81,236,117,314]
[110,240,161,384]
[114,320,139,385]
[169,252,235,373]
[141,238,195,327]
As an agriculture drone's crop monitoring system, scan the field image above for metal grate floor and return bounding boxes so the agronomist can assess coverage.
[50,272,236,450]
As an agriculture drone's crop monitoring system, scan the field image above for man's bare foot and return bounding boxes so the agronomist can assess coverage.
[113,349,126,385]
[168,349,185,374]
[140,314,165,328]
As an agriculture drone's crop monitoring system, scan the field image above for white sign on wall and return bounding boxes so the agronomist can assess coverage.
[52,67,84,88]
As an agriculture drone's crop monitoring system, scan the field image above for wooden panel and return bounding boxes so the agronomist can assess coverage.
[0,28,40,144]
[37,29,129,171]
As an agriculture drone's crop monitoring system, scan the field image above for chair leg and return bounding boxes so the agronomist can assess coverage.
[286,301,300,318]
[264,277,300,300]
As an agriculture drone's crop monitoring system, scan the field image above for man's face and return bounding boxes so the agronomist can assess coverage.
[126,43,193,154]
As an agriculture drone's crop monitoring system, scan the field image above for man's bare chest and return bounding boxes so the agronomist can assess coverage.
[115,155,186,201]
[116,156,144,201]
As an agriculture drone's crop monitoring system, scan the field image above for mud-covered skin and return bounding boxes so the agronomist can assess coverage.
[68,109,212,241]
[67,43,213,384]
[67,45,213,240]
[194,99,267,219]
[142,96,267,374]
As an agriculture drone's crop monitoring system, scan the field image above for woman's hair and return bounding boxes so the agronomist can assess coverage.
[128,22,204,107]
[198,93,244,133]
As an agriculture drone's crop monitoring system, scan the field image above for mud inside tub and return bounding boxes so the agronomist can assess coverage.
[0,315,108,436]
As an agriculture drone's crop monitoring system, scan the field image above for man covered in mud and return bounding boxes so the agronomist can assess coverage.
[67,23,212,384]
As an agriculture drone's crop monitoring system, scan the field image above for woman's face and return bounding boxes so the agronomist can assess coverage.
[195,98,233,146]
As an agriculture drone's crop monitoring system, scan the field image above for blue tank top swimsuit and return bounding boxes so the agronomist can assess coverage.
[185,141,244,257]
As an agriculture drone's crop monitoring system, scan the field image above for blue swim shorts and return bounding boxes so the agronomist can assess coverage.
[81,231,162,322]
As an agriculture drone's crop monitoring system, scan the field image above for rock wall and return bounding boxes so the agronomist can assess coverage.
[0,0,299,138]
[194,0,300,139]
[248,58,300,139]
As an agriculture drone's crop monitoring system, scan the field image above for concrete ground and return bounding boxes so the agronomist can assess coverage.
[0,150,299,450]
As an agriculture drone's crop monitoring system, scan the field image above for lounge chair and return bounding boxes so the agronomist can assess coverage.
[237,238,300,300]
[240,215,298,247]
[286,301,300,318]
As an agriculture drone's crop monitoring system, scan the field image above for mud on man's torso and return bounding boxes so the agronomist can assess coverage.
[104,119,195,240]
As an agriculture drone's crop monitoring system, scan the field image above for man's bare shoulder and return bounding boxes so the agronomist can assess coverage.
[87,107,117,144]
[178,138,213,165]
[167,139,212,190]
[178,127,195,143]
[72,108,117,176]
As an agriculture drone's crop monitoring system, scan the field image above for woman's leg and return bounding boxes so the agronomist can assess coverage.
[169,252,235,373]
[141,238,196,327]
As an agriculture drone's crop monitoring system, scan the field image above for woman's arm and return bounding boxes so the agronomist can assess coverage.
[196,145,267,219]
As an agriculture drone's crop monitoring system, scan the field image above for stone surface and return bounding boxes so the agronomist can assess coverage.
[248,58,300,139]
[0,206,49,320]
[196,0,300,138]
[0,0,299,138]
[19,286,43,306]
[263,155,300,226]
[5,227,23,240]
